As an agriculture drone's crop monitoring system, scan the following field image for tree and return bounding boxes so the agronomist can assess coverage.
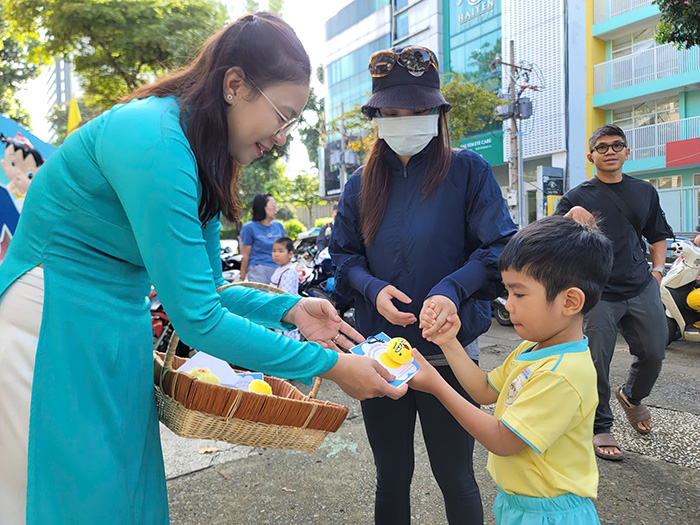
[441,73,499,144]
[328,103,375,165]
[244,0,259,13]
[267,0,284,14]
[464,38,501,91]
[298,87,324,168]
[290,171,326,224]
[0,4,41,127]
[654,0,700,49]
[47,97,97,146]
[3,0,228,110]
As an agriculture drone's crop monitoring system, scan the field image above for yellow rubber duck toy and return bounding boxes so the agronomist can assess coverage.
[379,337,413,369]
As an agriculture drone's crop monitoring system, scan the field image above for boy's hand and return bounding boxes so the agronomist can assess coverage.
[421,300,461,346]
[407,348,444,394]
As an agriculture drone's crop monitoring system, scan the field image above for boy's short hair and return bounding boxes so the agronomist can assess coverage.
[588,124,627,152]
[273,236,294,253]
[498,215,613,314]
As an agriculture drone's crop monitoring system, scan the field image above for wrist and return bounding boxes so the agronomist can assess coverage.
[651,267,664,274]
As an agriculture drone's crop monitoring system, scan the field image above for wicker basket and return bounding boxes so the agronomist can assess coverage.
[153,281,349,452]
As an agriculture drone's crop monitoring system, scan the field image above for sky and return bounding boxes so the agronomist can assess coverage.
[17,0,334,176]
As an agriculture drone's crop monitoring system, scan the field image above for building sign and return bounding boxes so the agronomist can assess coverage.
[457,0,495,26]
[462,132,504,166]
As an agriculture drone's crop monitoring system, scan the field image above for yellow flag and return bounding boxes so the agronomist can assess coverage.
[66,96,81,136]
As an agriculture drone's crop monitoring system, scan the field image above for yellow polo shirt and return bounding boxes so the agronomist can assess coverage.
[486,338,598,498]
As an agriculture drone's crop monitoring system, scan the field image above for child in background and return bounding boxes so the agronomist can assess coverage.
[270,237,300,341]
[410,215,613,524]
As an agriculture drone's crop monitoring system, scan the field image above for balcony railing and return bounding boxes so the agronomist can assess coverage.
[594,44,700,95]
[594,0,654,24]
[625,115,700,161]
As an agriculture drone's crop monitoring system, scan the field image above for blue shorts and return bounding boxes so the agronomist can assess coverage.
[494,489,600,525]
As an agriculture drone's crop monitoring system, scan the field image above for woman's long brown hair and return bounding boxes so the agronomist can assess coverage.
[122,12,310,224]
[359,110,452,244]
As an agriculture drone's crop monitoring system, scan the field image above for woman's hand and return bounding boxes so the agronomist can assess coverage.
[321,352,408,400]
[283,297,364,351]
[376,285,417,327]
[420,295,457,341]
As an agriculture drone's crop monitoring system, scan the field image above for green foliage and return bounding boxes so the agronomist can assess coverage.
[328,102,375,164]
[46,97,99,145]
[3,0,227,110]
[464,38,501,91]
[239,141,291,221]
[654,0,700,49]
[275,202,296,222]
[267,0,284,15]
[286,171,325,224]
[220,226,239,240]
[244,0,259,13]
[0,4,41,126]
[315,216,332,227]
[283,218,305,241]
[298,87,324,168]
[441,73,499,145]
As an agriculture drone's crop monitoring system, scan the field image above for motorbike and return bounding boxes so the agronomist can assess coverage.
[660,239,700,345]
[491,294,512,326]
[150,286,193,357]
[297,247,355,327]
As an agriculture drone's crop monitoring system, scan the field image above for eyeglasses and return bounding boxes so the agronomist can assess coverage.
[247,77,299,137]
[368,47,438,78]
[591,141,627,154]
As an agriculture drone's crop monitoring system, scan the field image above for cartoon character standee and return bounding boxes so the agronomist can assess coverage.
[0,132,45,263]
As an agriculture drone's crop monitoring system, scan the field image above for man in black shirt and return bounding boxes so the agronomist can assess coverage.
[556,125,672,461]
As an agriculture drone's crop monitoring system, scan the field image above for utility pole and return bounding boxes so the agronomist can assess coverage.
[495,41,534,228]
[508,40,521,227]
[339,101,347,192]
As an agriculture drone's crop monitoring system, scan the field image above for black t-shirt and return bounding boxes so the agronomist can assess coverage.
[555,174,672,301]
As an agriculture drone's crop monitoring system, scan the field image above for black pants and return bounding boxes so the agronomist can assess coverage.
[361,364,483,524]
[584,278,667,434]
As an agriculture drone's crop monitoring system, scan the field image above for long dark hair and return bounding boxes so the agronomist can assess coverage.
[251,193,273,222]
[359,109,452,244]
[122,12,310,224]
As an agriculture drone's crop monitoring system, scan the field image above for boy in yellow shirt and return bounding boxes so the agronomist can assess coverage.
[410,215,613,524]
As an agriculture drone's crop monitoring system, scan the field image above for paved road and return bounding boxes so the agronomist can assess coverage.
[164,322,700,524]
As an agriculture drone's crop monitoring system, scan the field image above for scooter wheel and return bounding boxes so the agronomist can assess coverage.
[666,316,680,346]
[494,304,512,326]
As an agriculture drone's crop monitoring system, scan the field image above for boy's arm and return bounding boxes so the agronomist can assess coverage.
[440,338,499,406]
[409,350,528,456]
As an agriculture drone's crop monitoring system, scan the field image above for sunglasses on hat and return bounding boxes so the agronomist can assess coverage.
[368,47,438,78]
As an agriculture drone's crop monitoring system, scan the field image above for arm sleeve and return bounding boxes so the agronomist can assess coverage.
[499,372,581,454]
[429,153,517,304]
[240,222,254,246]
[94,102,336,384]
[554,193,574,216]
[330,172,390,304]
[642,188,673,244]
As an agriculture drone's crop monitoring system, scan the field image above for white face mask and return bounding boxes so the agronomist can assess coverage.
[376,114,439,157]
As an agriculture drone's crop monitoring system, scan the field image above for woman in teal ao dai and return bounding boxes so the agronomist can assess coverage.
[0,13,406,524]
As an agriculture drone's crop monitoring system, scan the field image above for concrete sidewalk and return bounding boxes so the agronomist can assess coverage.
[164,323,700,524]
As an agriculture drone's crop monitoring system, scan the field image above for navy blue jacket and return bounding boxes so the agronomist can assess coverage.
[330,147,517,357]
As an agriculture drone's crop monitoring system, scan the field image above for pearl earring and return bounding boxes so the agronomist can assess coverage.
[226,93,233,100]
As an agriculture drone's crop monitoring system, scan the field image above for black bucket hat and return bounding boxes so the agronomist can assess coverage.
[361,45,451,119]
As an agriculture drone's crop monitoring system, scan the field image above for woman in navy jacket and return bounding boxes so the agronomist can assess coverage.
[330,45,517,524]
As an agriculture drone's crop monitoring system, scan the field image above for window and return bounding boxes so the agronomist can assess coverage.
[648,175,681,189]
[326,0,390,41]
[611,27,656,59]
[612,95,679,130]
[395,0,409,10]
[394,11,409,40]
